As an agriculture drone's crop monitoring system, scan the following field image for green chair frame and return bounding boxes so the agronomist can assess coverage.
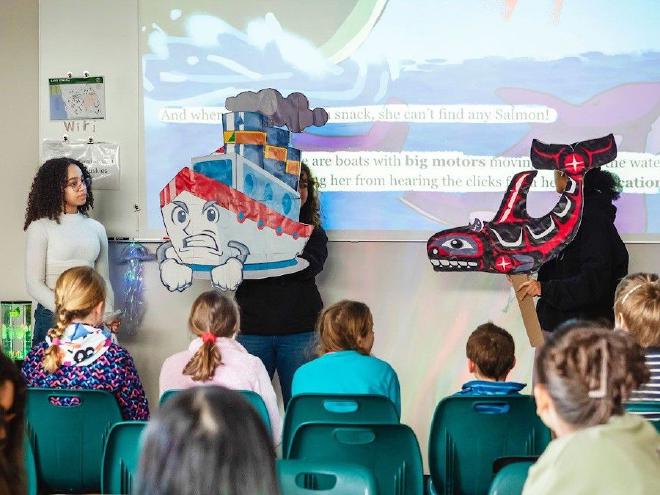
[25,388,122,493]
[101,421,148,494]
[429,395,550,495]
[277,459,378,494]
[160,388,272,433]
[283,394,399,457]
[288,423,423,495]
[487,460,534,495]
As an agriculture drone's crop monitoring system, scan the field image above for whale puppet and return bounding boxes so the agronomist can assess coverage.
[427,134,617,274]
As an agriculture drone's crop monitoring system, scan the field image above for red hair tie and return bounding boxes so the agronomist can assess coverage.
[201,332,217,345]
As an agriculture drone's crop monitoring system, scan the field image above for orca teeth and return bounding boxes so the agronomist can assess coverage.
[430,258,479,270]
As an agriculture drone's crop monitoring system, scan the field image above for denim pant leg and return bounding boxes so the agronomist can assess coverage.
[274,331,317,407]
[32,304,54,345]
[236,334,277,379]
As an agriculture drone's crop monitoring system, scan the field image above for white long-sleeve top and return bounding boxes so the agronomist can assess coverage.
[25,213,114,312]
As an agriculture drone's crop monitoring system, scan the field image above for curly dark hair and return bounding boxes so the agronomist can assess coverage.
[24,158,94,230]
[299,162,321,227]
[584,168,623,201]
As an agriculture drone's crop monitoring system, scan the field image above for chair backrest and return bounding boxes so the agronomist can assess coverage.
[487,461,534,495]
[288,423,423,495]
[624,401,660,431]
[429,395,551,495]
[160,388,271,434]
[283,394,399,457]
[277,459,378,494]
[24,434,37,495]
[101,421,148,495]
[25,388,123,493]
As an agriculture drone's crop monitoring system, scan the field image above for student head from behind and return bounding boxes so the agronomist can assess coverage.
[534,321,649,436]
[43,266,106,373]
[0,353,27,494]
[182,290,240,382]
[466,322,516,381]
[317,300,374,356]
[614,272,660,348]
[135,386,278,495]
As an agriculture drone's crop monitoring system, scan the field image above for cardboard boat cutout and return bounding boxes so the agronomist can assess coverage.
[427,134,617,274]
[157,89,328,292]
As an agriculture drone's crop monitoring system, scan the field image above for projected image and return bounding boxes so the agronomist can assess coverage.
[141,0,660,239]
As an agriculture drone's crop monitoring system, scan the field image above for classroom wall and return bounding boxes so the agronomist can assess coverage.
[0,0,39,302]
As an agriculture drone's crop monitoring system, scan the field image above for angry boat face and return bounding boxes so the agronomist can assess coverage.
[427,230,485,271]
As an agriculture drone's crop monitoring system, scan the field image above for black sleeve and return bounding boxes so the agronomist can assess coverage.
[290,226,328,280]
[540,219,614,311]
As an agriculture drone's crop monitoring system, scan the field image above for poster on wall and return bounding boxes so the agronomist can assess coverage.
[49,76,106,120]
[42,140,120,190]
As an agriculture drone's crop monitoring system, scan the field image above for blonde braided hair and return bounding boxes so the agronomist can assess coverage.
[42,266,106,373]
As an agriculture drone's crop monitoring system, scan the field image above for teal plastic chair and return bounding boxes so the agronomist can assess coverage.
[288,423,423,495]
[429,396,551,495]
[624,401,660,432]
[283,394,399,457]
[24,434,37,495]
[25,388,122,493]
[160,388,272,434]
[277,459,378,494]
[488,461,534,495]
[101,421,148,494]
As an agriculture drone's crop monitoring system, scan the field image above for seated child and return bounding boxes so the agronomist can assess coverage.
[456,322,525,395]
[614,272,660,419]
[135,386,278,495]
[0,353,27,494]
[291,300,401,417]
[22,266,149,420]
[159,291,281,444]
[523,321,659,495]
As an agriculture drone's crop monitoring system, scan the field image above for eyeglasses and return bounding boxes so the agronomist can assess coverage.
[65,177,92,190]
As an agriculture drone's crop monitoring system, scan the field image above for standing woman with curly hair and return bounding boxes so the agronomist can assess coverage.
[236,162,328,407]
[24,158,115,344]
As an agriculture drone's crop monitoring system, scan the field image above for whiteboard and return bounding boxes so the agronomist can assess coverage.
[39,0,141,237]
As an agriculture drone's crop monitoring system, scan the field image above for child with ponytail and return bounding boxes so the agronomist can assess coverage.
[159,291,281,444]
[523,321,660,495]
[21,266,149,420]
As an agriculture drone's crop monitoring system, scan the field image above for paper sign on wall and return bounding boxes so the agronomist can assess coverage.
[49,77,106,120]
[42,140,120,190]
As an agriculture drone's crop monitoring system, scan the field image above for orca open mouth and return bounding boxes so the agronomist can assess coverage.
[429,258,480,271]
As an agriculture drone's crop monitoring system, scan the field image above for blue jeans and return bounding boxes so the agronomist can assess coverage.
[237,331,317,407]
[33,304,55,345]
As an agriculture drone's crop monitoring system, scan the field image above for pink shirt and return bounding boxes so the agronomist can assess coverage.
[159,337,282,445]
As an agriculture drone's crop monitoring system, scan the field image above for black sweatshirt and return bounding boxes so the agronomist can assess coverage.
[536,192,629,332]
[235,226,328,335]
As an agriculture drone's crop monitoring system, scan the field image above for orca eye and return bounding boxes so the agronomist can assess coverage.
[442,238,468,250]
[205,205,219,223]
[171,205,189,226]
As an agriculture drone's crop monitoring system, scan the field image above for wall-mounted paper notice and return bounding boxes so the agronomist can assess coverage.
[49,77,106,120]
[42,139,120,190]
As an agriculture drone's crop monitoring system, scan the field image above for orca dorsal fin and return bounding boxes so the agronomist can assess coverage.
[492,170,537,224]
